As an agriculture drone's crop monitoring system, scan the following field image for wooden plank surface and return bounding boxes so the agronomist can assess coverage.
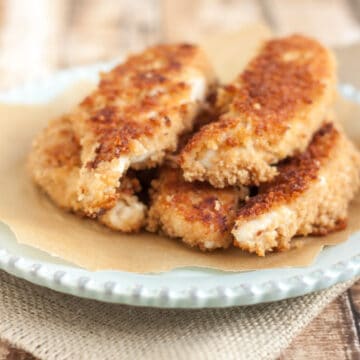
[162,0,264,42]
[0,0,360,359]
[263,0,360,45]
[280,281,360,359]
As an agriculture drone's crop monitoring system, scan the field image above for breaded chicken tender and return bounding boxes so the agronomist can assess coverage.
[180,35,336,187]
[28,116,146,232]
[71,44,216,215]
[147,167,248,250]
[232,122,360,256]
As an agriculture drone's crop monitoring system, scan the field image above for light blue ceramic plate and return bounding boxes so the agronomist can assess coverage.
[0,63,359,308]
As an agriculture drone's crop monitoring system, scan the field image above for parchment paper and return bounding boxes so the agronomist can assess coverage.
[0,25,359,273]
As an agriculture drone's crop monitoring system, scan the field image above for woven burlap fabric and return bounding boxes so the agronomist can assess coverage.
[0,270,356,360]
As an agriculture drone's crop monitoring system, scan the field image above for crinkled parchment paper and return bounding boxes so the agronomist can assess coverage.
[0,24,359,272]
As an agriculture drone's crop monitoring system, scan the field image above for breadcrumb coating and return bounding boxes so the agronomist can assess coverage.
[147,167,248,250]
[71,44,216,214]
[180,35,336,187]
[232,122,360,256]
[28,37,359,255]
[28,116,146,232]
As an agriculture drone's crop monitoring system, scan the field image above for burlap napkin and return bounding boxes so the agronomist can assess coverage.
[0,270,356,360]
[1,43,360,360]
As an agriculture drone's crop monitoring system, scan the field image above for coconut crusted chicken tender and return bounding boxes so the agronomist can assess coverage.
[71,44,216,215]
[232,122,360,256]
[147,167,248,250]
[28,116,146,232]
[180,35,336,187]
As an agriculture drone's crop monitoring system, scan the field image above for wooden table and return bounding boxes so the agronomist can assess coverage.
[0,1,360,358]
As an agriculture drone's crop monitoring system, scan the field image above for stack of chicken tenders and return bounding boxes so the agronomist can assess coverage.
[29,35,360,256]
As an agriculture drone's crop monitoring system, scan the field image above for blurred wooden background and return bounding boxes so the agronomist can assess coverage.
[0,0,360,90]
[1,1,360,359]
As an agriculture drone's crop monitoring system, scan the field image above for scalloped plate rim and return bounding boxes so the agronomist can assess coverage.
[0,63,359,308]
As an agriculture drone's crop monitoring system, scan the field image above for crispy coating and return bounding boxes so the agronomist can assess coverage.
[147,167,248,250]
[180,35,336,187]
[232,122,360,256]
[28,117,146,232]
[71,44,216,215]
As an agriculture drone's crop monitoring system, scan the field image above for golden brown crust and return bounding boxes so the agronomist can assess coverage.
[180,35,336,187]
[218,35,331,137]
[83,45,196,167]
[237,123,339,219]
[232,122,360,256]
[28,116,146,232]
[71,44,216,214]
[41,117,81,169]
[28,116,82,212]
[147,167,248,250]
